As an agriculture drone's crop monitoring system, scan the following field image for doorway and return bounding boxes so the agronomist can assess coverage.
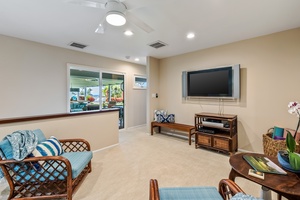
[102,72,125,129]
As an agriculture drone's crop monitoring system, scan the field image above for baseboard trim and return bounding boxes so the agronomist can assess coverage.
[126,124,147,130]
[93,143,119,153]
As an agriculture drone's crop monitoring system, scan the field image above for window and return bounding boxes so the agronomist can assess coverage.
[67,64,125,129]
[133,75,147,89]
[69,67,100,112]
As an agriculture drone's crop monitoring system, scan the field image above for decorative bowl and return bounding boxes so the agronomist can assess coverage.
[277,150,300,173]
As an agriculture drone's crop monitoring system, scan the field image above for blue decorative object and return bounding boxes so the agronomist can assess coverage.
[272,126,284,138]
[277,151,300,173]
[156,114,175,123]
[166,114,175,123]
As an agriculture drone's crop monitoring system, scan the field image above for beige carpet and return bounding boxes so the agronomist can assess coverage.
[0,126,281,199]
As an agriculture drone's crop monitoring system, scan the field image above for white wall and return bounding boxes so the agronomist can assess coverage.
[150,28,300,152]
[0,34,147,128]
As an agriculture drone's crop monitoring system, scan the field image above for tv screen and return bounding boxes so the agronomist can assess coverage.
[187,67,233,97]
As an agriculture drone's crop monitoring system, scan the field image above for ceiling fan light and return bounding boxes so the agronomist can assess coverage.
[106,11,126,26]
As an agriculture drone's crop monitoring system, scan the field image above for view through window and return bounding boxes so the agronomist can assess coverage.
[68,66,125,129]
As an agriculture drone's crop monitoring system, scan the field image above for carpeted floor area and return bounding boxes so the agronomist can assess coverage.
[0,125,281,199]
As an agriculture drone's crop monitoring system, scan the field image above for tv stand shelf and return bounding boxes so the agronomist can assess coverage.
[195,112,238,155]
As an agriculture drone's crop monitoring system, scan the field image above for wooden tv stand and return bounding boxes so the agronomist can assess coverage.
[151,122,196,145]
[195,112,238,154]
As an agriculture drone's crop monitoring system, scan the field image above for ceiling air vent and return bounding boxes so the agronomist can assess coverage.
[69,42,88,49]
[148,41,167,49]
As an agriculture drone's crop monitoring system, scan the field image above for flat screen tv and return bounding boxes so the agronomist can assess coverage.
[182,64,240,99]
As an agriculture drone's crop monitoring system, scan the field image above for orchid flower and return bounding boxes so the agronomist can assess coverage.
[288,101,300,139]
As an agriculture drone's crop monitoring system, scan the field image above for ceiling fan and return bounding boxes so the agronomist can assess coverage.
[68,0,154,34]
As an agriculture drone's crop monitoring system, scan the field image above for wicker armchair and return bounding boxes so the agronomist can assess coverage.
[149,179,245,200]
[0,138,92,200]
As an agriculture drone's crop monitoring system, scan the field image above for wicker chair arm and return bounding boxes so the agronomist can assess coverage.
[218,179,245,200]
[149,179,160,200]
[59,138,91,152]
[0,156,72,180]
[0,155,70,163]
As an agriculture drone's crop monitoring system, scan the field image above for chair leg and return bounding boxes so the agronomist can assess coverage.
[149,179,160,200]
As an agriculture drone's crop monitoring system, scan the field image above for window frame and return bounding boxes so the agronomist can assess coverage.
[133,75,147,89]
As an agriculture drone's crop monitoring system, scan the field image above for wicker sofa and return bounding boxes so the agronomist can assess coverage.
[0,129,92,200]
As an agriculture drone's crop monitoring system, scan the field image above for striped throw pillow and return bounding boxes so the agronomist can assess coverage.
[31,136,63,166]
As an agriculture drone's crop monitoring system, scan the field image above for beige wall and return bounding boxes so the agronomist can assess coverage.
[151,28,300,152]
[0,111,119,151]
[0,34,147,128]
[146,57,160,132]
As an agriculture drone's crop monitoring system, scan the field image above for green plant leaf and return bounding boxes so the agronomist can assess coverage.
[286,131,296,153]
[289,152,300,170]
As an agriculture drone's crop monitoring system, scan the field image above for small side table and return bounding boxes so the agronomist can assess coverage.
[229,153,300,200]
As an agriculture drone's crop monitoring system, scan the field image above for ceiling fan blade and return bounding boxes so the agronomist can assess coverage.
[126,12,154,33]
[95,15,106,34]
[67,0,106,9]
[95,23,105,34]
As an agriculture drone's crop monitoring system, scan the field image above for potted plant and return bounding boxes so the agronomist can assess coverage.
[277,101,300,172]
[288,101,300,139]
[278,131,300,171]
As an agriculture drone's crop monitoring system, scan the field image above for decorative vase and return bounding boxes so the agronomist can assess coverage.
[277,150,300,173]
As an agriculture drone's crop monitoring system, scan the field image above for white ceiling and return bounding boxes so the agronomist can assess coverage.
[1,0,300,65]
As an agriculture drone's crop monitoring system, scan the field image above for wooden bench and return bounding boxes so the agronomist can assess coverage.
[151,121,196,145]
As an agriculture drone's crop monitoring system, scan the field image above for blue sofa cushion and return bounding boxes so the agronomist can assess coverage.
[62,151,93,179]
[32,129,47,144]
[159,186,223,200]
[15,151,93,182]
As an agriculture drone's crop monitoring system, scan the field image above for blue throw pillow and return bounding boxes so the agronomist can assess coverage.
[32,129,47,144]
[31,136,63,166]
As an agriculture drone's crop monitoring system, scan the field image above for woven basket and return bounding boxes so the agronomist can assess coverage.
[263,130,300,157]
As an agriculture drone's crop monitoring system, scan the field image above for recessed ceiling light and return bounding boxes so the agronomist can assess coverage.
[135,58,140,62]
[187,33,195,39]
[124,30,134,36]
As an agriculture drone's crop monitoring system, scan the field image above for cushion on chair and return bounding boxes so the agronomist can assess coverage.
[16,151,93,182]
[159,186,223,200]
[61,151,93,179]
[32,129,47,144]
[30,136,64,167]
[31,136,63,158]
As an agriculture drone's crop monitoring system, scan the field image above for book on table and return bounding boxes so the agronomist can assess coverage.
[248,169,265,180]
[243,155,287,175]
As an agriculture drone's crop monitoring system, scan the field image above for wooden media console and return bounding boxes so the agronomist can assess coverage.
[151,121,196,145]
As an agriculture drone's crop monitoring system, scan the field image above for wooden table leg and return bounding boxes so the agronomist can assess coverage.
[229,169,238,181]
[277,194,282,200]
[151,125,154,135]
[189,130,191,145]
